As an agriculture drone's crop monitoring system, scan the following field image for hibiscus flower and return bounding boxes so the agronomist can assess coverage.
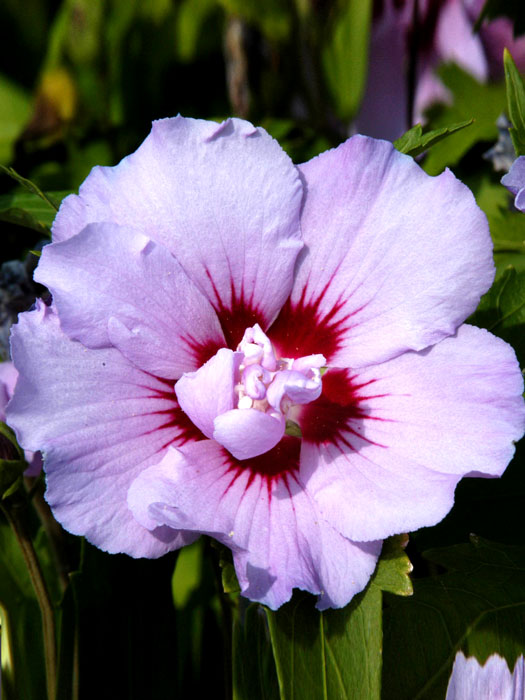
[6,117,524,609]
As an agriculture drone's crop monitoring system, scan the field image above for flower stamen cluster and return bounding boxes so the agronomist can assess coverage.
[236,324,325,421]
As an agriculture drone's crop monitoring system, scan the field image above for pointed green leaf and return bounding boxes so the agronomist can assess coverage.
[504,48,525,156]
[0,190,72,235]
[383,537,525,700]
[394,120,473,157]
[0,166,60,211]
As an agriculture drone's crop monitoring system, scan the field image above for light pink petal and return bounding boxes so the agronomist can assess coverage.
[175,348,242,438]
[213,408,285,459]
[7,302,199,557]
[502,156,525,212]
[35,223,225,378]
[298,325,525,542]
[446,652,525,700]
[52,116,304,348]
[434,0,488,82]
[128,439,382,610]
[271,136,494,367]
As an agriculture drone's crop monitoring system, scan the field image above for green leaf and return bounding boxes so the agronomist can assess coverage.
[422,65,506,175]
[372,535,413,597]
[322,0,373,122]
[0,165,60,211]
[0,189,72,235]
[263,537,413,700]
[172,538,204,608]
[394,120,473,158]
[504,49,525,156]
[383,537,525,700]
[469,266,525,364]
[0,74,31,165]
[233,604,280,700]
[266,585,382,700]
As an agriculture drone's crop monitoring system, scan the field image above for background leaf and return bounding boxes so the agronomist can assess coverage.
[504,49,525,156]
[469,265,525,364]
[322,0,373,122]
[0,75,31,166]
[383,537,525,700]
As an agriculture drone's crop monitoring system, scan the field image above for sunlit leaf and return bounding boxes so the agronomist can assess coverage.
[373,535,413,597]
[172,538,204,608]
[394,120,473,158]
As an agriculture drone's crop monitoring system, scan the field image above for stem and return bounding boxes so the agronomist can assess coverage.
[1,501,57,700]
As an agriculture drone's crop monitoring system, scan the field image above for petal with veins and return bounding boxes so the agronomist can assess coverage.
[128,440,382,610]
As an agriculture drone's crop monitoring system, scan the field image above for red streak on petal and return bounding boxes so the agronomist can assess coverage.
[221,436,301,498]
[181,334,224,368]
[204,269,265,349]
[141,382,205,447]
[269,283,362,363]
[300,368,388,448]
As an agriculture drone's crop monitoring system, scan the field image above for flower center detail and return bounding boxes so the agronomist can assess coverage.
[175,324,326,461]
[236,324,326,420]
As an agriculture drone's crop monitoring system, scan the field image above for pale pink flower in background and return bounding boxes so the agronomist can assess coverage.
[446,652,525,699]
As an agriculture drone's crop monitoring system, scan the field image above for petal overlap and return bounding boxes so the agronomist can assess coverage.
[52,117,304,347]
[36,223,225,378]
